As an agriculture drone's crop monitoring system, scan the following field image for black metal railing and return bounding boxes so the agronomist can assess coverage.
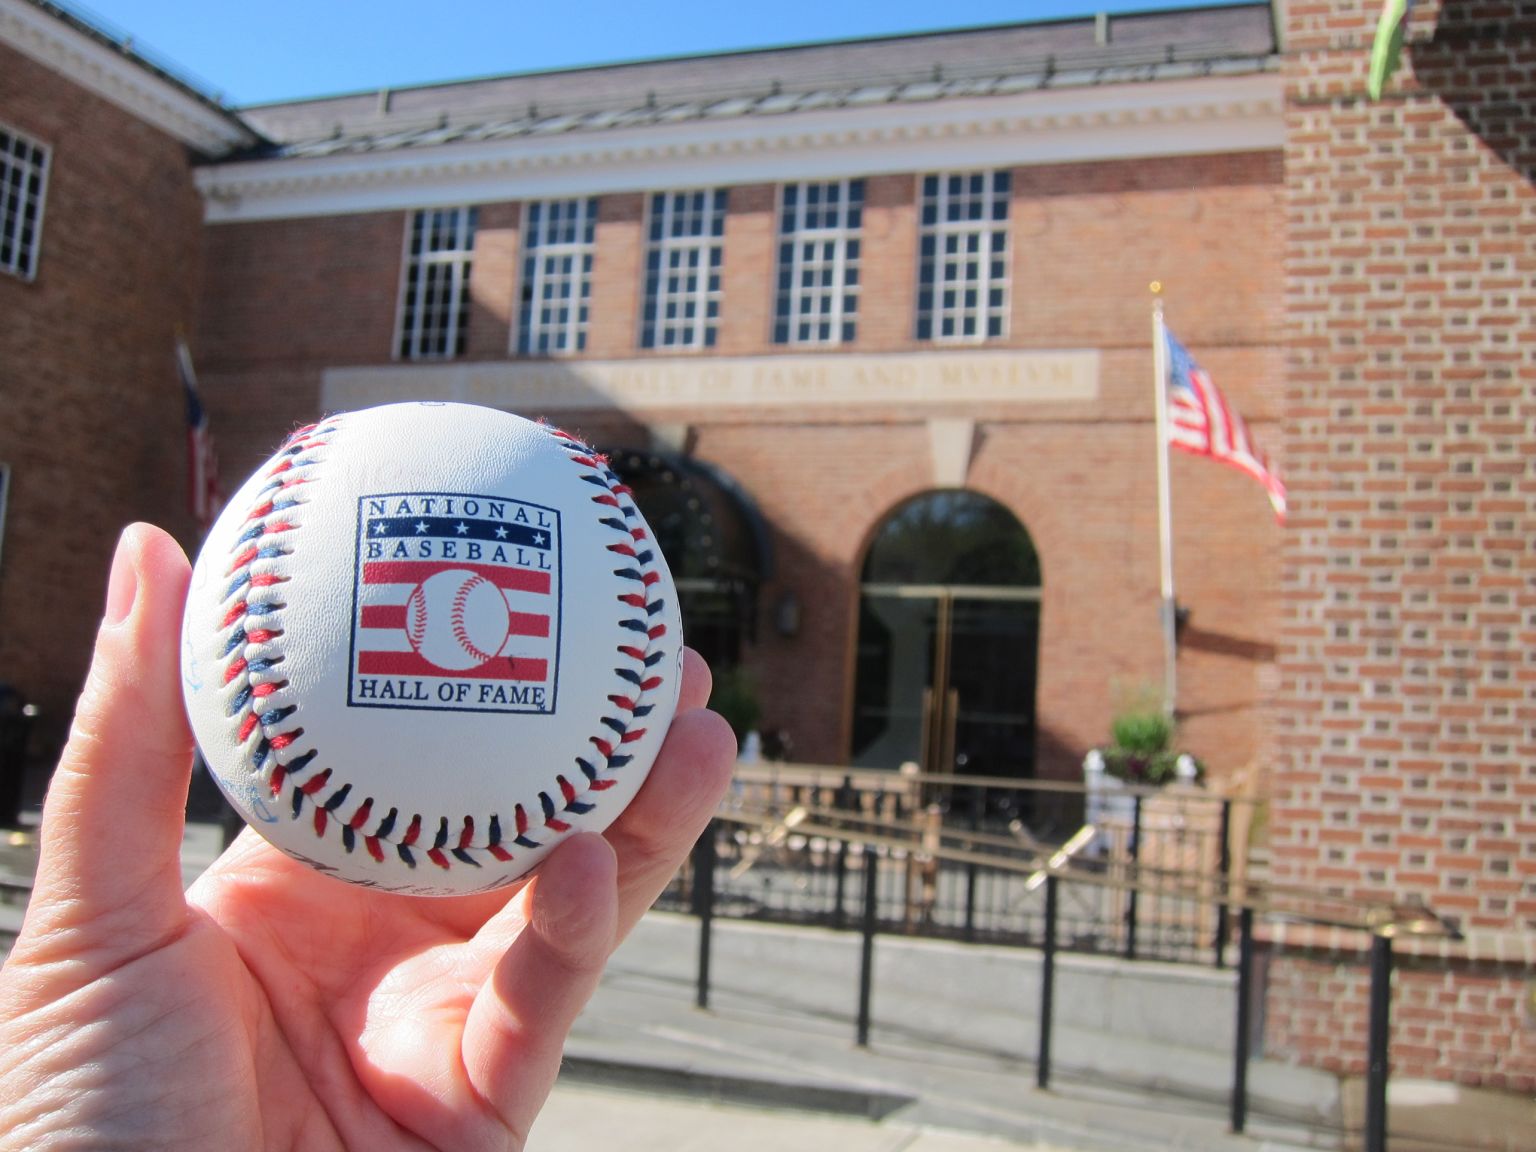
[661,764,1248,966]
[668,765,1459,1152]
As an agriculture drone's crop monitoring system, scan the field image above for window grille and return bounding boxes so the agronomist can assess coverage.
[0,124,50,283]
[641,189,727,350]
[916,171,1010,343]
[517,198,596,355]
[773,179,863,346]
[397,206,477,360]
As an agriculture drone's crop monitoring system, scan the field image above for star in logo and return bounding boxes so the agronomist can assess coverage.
[494,526,509,540]
[414,520,429,535]
[372,521,389,535]
[455,521,469,535]
[533,532,546,546]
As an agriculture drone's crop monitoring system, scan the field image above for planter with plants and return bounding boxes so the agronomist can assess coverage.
[1093,705,1204,788]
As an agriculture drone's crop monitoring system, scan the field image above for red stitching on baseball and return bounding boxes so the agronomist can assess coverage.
[405,585,429,651]
[450,573,501,663]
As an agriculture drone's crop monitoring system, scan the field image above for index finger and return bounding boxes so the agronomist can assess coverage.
[604,648,736,936]
[419,646,733,939]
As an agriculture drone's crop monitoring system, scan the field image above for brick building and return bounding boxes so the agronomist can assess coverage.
[0,0,253,757]
[1265,0,1536,1091]
[194,4,1287,789]
[1,0,1531,1102]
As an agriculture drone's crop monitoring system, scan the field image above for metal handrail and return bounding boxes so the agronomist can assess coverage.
[692,801,1459,1152]
[731,760,1265,802]
[715,801,1459,940]
[700,792,1462,1152]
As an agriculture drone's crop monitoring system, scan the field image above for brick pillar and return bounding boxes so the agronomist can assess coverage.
[858,173,917,349]
[719,183,774,354]
[588,192,645,358]
[1269,0,1536,1088]
[466,202,519,359]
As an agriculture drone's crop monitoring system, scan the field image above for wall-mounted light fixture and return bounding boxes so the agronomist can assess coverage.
[774,592,801,638]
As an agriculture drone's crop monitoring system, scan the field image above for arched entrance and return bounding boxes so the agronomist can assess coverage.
[851,490,1040,780]
[607,448,770,674]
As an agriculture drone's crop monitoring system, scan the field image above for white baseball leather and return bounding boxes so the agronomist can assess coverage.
[180,402,683,896]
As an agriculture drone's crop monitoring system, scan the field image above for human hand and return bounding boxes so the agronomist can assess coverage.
[0,523,736,1151]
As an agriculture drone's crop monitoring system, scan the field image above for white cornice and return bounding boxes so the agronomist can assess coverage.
[0,0,255,155]
[198,72,1282,223]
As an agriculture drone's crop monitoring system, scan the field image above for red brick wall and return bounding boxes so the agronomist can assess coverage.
[1268,0,1536,1086]
[468,202,521,359]
[198,211,405,480]
[0,43,206,759]
[196,152,1285,782]
[1264,946,1535,1092]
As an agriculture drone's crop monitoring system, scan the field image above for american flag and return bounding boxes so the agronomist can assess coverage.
[177,337,222,531]
[1164,329,1286,522]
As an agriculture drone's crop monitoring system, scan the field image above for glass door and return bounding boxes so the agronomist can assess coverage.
[851,590,937,773]
[851,585,1038,781]
[946,593,1039,779]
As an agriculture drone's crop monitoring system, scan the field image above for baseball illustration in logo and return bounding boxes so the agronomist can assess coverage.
[404,570,511,671]
[180,403,683,896]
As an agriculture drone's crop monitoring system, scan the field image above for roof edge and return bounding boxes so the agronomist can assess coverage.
[199,70,1284,225]
[240,2,1274,113]
[1,0,259,155]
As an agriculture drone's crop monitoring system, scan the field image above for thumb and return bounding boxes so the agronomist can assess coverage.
[14,524,196,966]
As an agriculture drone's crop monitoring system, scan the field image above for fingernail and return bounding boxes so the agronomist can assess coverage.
[103,529,138,626]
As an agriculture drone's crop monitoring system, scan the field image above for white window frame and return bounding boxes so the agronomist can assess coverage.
[515,197,597,356]
[0,123,51,283]
[773,179,863,347]
[915,170,1011,345]
[640,189,726,352]
[395,206,477,360]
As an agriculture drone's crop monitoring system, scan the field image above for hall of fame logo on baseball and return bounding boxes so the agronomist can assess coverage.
[348,492,563,714]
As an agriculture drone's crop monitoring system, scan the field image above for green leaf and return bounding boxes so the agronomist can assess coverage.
[1367,0,1411,101]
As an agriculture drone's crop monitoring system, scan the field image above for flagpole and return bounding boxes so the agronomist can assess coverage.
[1150,282,1177,719]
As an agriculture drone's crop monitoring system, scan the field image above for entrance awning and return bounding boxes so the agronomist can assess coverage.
[605,446,773,589]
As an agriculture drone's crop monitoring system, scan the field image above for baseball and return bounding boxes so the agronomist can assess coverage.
[180,402,683,896]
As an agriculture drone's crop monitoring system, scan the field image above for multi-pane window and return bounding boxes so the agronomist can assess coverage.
[517,198,596,355]
[641,189,727,350]
[916,171,1011,343]
[1,124,50,283]
[773,179,863,346]
[396,206,477,359]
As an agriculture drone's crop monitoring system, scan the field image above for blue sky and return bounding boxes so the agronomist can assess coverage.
[70,0,1246,106]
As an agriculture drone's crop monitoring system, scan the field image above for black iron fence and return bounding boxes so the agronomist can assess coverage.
[658,763,1248,966]
[658,763,1459,1152]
